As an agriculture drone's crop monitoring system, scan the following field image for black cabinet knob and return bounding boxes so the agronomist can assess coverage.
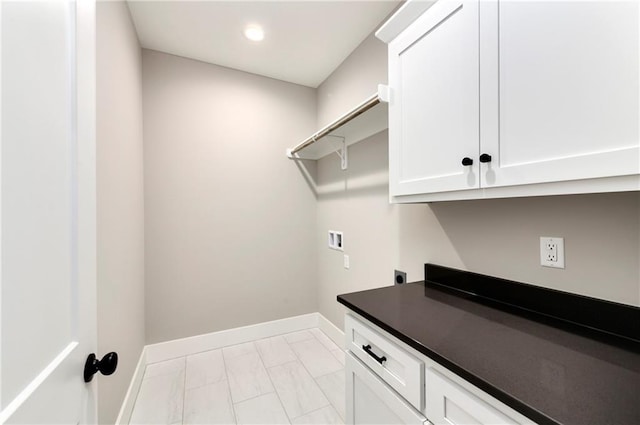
[84,352,118,383]
[461,157,473,166]
[479,153,492,163]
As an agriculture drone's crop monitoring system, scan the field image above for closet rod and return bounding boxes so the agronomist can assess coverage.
[287,91,383,157]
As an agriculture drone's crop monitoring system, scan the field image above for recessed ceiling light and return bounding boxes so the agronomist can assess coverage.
[244,25,264,42]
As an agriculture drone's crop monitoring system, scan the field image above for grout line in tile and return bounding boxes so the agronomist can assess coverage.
[329,349,344,364]
[313,368,343,380]
[278,327,338,421]
[258,341,293,424]
[265,358,299,372]
[312,328,340,351]
[289,404,335,421]
[182,379,215,392]
[292,328,345,380]
[220,347,239,424]
[285,328,339,420]
[314,382,344,423]
[230,388,277,407]
[309,342,344,422]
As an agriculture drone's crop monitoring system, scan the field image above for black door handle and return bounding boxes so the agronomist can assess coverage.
[461,157,473,166]
[362,344,387,364]
[84,352,118,382]
[479,153,492,163]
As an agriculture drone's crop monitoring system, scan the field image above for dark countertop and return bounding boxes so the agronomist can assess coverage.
[338,282,640,425]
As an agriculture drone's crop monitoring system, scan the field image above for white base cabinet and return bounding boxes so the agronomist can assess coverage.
[345,314,424,409]
[425,369,519,425]
[345,312,535,425]
[378,0,640,202]
[346,352,428,425]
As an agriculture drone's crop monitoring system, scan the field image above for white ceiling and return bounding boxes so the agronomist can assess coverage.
[127,1,400,88]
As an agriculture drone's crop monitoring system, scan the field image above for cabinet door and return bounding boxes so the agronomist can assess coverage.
[388,0,480,196]
[480,0,640,188]
[426,369,519,425]
[346,353,427,425]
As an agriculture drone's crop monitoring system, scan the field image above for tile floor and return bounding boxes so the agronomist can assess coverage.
[129,328,346,425]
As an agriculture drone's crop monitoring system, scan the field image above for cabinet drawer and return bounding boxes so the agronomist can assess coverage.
[345,314,424,410]
[347,352,428,425]
[426,369,520,425]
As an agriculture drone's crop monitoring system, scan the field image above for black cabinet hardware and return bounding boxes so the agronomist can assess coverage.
[479,153,492,163]
[84,352,118,383]
[362,344,387,364]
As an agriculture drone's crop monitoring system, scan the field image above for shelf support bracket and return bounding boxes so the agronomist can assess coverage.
[327,135,347,170]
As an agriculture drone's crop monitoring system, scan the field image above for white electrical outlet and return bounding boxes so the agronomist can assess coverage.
[540,237,565,269]
[344,254,350,269]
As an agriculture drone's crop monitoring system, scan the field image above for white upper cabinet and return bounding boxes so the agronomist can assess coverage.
[481,0,639,188]
[378,0,640,202]
[388,0,480,196]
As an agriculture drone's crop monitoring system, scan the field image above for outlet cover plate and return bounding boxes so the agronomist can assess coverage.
[394,270,407,285]
[328,230,343,251]
[540,237,565,269]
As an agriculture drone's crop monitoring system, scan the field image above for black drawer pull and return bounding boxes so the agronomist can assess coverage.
[362,344,387,364]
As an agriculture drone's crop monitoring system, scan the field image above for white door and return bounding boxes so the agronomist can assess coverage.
[0,1,97,423]
[388,0,480,197]
[480,0,640,188]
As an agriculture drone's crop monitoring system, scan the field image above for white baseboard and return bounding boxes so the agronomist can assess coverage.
[117,312,345,423]
[318,313,345,349]
[115,347,147,425]
[145,313,320,364]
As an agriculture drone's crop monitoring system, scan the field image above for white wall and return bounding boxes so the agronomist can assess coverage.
[427,193,640,303]
[316,33,432,328]
[315,30,640,329]
[142,50,318,344]
[96,2,145,423]
[317,34,388,129]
